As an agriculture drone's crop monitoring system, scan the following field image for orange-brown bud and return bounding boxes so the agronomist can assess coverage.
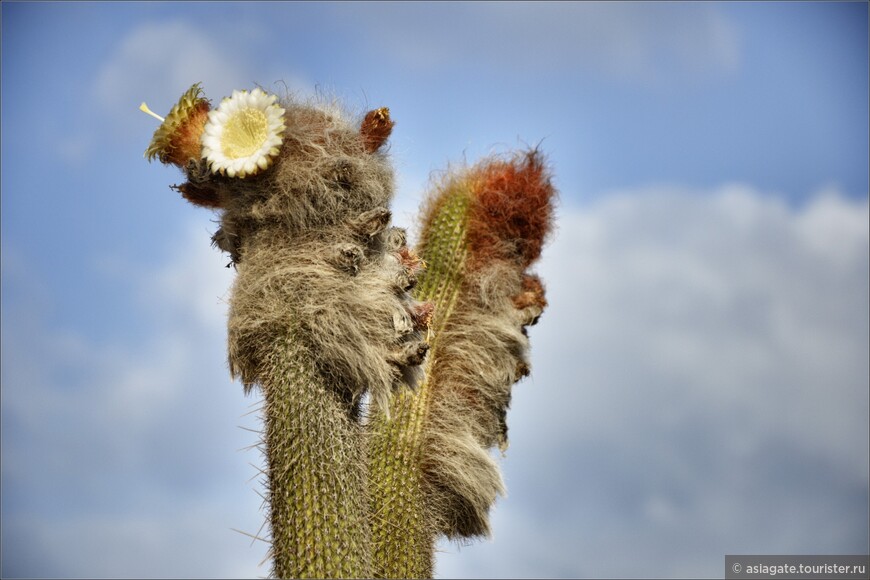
[144,83,211,168]
[360,107,394,153]
[513,274,548,311]
[165,101,210,167]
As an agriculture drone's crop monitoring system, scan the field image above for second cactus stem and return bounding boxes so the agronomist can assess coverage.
[370,150,555,578]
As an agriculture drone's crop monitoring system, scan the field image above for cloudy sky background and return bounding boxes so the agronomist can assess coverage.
[1,2,868,578]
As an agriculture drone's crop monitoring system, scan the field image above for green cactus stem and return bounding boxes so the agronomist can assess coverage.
[369,150,555,577]
[261,333,372,578]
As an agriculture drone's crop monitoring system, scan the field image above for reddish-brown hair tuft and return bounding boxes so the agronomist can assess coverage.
[360,107,394,153]
[512,274,547,311]
[173,181,223,209]
[466,150,555,270]
[398,246,424,274]
[411,301,435,331]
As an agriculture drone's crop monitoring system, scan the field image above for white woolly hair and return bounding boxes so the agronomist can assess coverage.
[421,261,541,538]
[410,149,554,539]
[184,95,428,416]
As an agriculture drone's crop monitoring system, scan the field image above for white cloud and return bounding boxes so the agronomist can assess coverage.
[5,508,261,579]
[55,133,94,167]
[91,18,319,154]
[95,20,263,132]
[3,186,867,578]
[1,223,267,578]
[335,3,740,84]
[436,185,869,577]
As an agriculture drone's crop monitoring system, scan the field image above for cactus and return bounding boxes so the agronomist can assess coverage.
[143,84,554,578]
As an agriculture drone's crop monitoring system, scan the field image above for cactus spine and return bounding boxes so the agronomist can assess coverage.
[143,83,554,578]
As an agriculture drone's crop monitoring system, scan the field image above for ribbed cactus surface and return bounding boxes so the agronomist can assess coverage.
[262,334,371,578]
[369,389,435,577]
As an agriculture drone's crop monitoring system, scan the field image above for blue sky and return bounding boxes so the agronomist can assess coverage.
[2,2,868,578]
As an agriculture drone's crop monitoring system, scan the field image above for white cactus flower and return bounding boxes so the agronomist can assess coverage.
[201,88,286,178]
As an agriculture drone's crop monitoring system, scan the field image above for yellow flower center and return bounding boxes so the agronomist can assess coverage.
[220,108,268,159]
